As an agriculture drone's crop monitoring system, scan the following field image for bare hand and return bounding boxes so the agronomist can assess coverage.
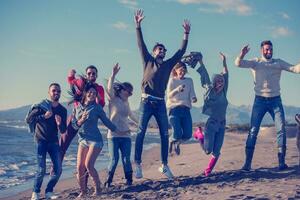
[182,19,191,34]
[134,9,145,27]
[44,111,53,119]
[240,44,250,58]
[112,63,120,77]
[78,110,89,125]
[219,52,226,61]
[178,84,185,92]
[55,115,61,125]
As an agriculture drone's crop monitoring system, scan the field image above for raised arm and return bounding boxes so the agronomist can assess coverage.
[107,63,120,100]
[235,44,257,68]
[168,20,190,66]
[279,59,300,74]
[196,57,211,89]
[135,9,151,63]
[220,52,228,74]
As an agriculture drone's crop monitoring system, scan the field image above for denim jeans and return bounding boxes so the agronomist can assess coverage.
[169,106,192,142]
[135,97,169,165]
[107,137,132,175]
[33,140,62,193]
[246,95,286,149]
[204,117,226,157]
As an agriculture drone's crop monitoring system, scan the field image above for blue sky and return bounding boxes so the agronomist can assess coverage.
[0,0,299,111]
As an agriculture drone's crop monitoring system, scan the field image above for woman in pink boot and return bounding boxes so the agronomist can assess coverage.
[192,52,229,176]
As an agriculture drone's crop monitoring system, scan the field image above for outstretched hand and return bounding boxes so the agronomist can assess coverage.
[112,63,120,77]
[182,19,191,34]
[219,52,226,61]
[134,9,145,28]
[240,44,250,58]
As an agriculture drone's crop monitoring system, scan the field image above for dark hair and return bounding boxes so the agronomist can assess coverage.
[260,40,272,48]
[113,82,133,97]
[152,43,166,52]
[81,83,98,104]
[171,61,187,77]
[85,65,98,73]
[49,83,60,89]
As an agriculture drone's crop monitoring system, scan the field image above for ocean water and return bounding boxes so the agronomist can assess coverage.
[0,120,161,198]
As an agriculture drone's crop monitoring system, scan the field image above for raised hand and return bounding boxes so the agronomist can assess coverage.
[183,19,191,34]
[77,110,89,126]
[219,52,226,62]
[240,44,250,58]
[112,63,120,77]
[134,9,145,28]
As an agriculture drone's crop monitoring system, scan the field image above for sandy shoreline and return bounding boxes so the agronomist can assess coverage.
[3,127,300,200]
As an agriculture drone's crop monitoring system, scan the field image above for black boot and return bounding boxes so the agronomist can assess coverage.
[278,147,288,170]
[125,171,133,186]
[104,172,114,188]
[241,147,254,171]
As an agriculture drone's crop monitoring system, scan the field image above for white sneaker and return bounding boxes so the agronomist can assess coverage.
[45,192,59,199]
[31,192,40,200]
[158,164,174,179]
[135,164,143,179]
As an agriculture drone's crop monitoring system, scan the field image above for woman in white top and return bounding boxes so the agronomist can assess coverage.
[166,61,197,155]
[104,63,138,187]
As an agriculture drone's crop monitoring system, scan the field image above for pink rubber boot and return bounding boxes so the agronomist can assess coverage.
[193,127,204,145]
[204,156,219,176]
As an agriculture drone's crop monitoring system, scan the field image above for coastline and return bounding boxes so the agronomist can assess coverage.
[2,127,300,200]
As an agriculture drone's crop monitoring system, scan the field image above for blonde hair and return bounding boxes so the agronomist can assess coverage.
[171,61,187,77]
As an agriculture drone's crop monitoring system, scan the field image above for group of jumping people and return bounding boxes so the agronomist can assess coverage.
[26,9,300,200]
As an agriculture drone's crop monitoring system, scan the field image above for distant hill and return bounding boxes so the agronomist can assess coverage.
[0,103,299,125]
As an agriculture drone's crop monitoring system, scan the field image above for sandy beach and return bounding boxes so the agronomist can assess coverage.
[3,126,300,200]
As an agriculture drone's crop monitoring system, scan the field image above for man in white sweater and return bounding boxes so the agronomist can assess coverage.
[235,40,300,171]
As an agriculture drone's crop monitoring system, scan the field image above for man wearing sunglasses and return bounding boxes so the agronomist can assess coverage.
[26,83,67,200]
[133,9,190,179]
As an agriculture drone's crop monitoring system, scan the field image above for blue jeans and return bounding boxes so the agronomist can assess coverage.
[169,106,192,142]
[107,137,132,175]
[246,95,286,149]
[135,97,169,165]
[204,117,226,157]
[33,141,62,193]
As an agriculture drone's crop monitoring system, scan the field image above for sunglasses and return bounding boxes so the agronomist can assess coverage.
[87,72,96,76]
[157,47,167,52]
[52,89,61,93]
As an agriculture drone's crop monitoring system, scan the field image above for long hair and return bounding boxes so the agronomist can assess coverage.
[113,82,133,97]
[81,83,98,105]
[171,61,187,77]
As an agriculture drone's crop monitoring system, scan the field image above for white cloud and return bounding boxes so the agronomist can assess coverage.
[176,0,252,15]
[279,12,290,20]
[112,21,130,31]
[271,26,293,38]
[119,0,138,10]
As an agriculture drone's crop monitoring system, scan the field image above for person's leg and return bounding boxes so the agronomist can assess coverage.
[105,138,120,187]
[134,98,153,165]
[168,107,182,154]
[153,100,169,165]
[203,118,217,155]
[45,142,62,194]
[76,143,88,197]
[204,122,225,176]
[269,96,288,170]
[119,137,133,185]
[33,141,47,194]
[181,108,193,141]
[242,97,267,171]
[85,144,102,196]
[59,115,78,161]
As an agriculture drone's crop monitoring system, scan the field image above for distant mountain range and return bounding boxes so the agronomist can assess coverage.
[0,103,299,125]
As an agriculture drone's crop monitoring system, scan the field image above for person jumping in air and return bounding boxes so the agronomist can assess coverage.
[192,52,229,176]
